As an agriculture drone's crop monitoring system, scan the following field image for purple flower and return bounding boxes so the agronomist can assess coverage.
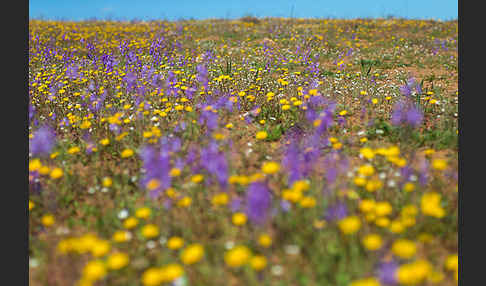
[140,145,171,199]
[280,199,291,212]
[230,197,243,213]
[405,106,423,127]
[377,261,398,285]
[391,99,423,128]
[325,201,348,221]
[245,182,272,225]
[30,125,56,156]
[199,105,219,131]
[200,141,228,189]
[399,84,411,97]
[196,64,209,90]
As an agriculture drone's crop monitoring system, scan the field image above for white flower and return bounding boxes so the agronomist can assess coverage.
[225,241,235,250]
[118,209,129,220]
[284,245,300,255]
[146,241,156,249]
[271,265,284,276]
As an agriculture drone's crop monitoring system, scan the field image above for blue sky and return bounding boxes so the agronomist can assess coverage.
[29,0,457,21]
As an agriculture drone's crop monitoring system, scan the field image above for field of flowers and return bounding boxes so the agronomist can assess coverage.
[29,18,458,286]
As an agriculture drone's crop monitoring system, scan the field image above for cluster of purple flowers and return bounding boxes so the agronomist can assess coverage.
[200,141,228,190]
[391,99,423,128]
[245,181,272,225]
[30,125,56,157]
[139,145,171,199]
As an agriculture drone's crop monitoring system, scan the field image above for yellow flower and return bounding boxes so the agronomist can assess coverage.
[112,230,131,243]
[50,167,64,179]
[391,239,416,259]
[75,234,99,254]
[57,238,75,254]
[39,166,51,175]
[258,234,272,248]
[299,196,316,208]
[121,148,134,158]
[349,277,381,286]
[211,193,229,207]
[107,253,129,270]
[396,260,431,285]
[389,220,405,234]
[421,192,445,218]
[29,200,35,211]
[177,196,192,207]
[167,237,184,250]
[365,213,377,222]
[282,189,302,203]
[29,158,42,172]
[160,263,184,283]
[292,180,310,192]
[102,177,112,188]
[232,212,247,226]
[262,161,280,174]
[353,177,368,187]
[99,138,110,146]
[141,224,159,239]
[374,202,392,216]
[401,205,418,217]
[359,199,376,213]
[445,254,458,271]
[332,142,343,150]
[146,179,160,191]
[123,217,139,229]
[339,110,348,116]
[41,214,55,227]
[358,164,375,177]
[135,207,152,219]
[255,131,268,140]
[224,245,252,268]
[431,159,447,170]
[362,234,383,251]
[169,168,181,177]
[90,240,111,257]
[141,267,162,286]
[166,188,177,198]
[191,174,204,183]
[67,146,81,154]
[403,182,416,192]
[82,260,107,282]
[180,243,204,265]
[375,217,390,228]
[338,216,361,235]
[250,255,267,271]
[365,179,383,192]
[360,147,375,160]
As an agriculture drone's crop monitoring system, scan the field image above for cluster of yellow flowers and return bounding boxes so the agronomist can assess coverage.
[224,245,267,271]
[29,158,64,179]
[281,180,316,208]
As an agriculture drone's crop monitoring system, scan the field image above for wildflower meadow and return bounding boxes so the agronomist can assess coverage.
[29,18,458,286]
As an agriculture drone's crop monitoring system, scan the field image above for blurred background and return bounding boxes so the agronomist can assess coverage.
[29,0,457,21]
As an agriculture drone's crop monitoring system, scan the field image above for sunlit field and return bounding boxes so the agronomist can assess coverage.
[29,18,458,286]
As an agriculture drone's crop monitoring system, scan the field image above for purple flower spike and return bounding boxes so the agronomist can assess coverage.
[245,182,272,225]
[30,125,56,157]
